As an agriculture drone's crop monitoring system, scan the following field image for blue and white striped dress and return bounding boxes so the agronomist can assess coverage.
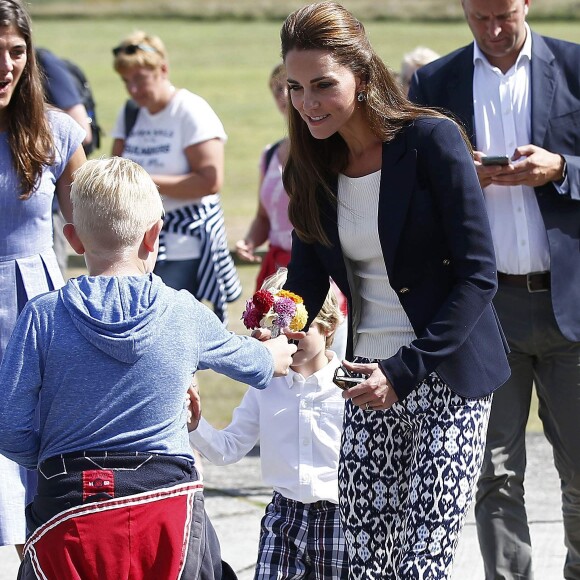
[0,110,84,545]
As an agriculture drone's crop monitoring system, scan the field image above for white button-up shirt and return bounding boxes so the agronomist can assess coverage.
[190,353,344,504]
[473,25,550,274]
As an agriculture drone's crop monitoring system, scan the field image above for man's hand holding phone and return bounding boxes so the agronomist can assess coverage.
[481,155,510,166]
[474,151,514,188]
[490,145,565,188]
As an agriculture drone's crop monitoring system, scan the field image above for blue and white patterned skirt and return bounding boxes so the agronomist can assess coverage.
[339,372,492,579]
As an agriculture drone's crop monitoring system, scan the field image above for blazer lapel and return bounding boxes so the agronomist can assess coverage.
[446,46,476,147]
[318,177,351,291]
[378,131,417,274]
[321,175,341,249]
[530,32,556,147]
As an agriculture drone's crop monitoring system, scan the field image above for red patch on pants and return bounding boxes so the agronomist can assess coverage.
[82,470,115,501]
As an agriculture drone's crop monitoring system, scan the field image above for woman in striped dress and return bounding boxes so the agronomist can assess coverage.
[0,0,85,555]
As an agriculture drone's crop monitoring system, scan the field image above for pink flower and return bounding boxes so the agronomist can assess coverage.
[273,297,296,330]
[241,290,309,334]
[241,300,262,330]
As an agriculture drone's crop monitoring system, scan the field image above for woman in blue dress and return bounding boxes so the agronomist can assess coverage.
[0,0,85,555]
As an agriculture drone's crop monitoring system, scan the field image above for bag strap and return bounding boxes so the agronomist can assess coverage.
[123,99,141,138]
[263,139,283,174]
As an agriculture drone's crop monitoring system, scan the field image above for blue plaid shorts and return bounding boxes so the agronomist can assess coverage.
[254,491,348,579]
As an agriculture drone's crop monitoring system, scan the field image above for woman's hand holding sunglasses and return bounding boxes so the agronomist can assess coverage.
[335,360,398,412]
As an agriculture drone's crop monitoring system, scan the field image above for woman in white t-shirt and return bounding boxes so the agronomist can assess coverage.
[111,32,240,323]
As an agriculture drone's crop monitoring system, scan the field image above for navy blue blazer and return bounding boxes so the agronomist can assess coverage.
[409,32,580,342]
[285,117,510,401]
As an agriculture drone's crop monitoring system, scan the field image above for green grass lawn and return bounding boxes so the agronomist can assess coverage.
[49,17,563,430]
[30,0,580,20]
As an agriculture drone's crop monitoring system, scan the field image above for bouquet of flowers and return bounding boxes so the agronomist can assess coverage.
[242,288,308,337]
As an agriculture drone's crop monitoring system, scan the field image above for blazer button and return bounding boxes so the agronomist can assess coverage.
[399,287,410,294]
[442,259,451,266]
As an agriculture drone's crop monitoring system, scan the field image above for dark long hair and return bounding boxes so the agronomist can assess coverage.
[0,0,54,199]
[280,2,464,245]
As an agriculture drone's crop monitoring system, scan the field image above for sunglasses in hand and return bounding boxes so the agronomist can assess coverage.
[333,365,365,391]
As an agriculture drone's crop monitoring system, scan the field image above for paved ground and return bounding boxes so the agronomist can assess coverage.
[0,433,565,579]
[204,432,566,580]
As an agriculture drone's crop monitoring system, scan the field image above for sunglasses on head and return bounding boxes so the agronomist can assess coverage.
[332,365,365,391]
[112,43,159,57]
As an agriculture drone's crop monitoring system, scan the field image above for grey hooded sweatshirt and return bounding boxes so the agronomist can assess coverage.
[0,274,273,470]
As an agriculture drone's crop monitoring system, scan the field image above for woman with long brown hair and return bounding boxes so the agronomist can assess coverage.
[280,3,510,577]
[0,0,85,556]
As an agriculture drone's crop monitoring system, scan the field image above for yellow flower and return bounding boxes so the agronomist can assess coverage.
[277,289,303,304]
[289,303,308,331]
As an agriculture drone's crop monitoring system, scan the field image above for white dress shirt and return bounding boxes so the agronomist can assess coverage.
[190,353,344,504]
[473,24,550,274]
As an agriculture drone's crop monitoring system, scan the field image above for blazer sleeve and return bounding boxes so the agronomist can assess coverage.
[285,230,332,330]
[379,118,499,399]
[558,154,580,201]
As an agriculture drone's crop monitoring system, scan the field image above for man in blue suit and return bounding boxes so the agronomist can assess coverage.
[410,0,580,578]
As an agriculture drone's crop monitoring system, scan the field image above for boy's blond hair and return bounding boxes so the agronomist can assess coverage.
[113,31,166,74]
[262,268,343,347]
[70,157,163,251]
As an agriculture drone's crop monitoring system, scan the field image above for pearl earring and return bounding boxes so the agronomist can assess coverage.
[357,92,366,102]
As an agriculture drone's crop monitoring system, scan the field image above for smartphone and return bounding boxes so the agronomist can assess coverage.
[482,155,510,166]
[333,376,365,391]
[333,365,365,391]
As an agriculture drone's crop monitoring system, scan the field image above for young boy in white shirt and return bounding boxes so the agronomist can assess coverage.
[189,269,348,579]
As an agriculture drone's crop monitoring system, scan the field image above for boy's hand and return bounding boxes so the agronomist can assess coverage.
[251,328,272,341]
[284,329,306,343]
[263,335,297,376]
[186,380,202,432]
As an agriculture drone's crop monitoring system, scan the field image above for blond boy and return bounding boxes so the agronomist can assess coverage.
[190,269,348,579]
[0,158,295,580]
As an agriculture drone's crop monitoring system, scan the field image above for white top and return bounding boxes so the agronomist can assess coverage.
[111,89,227,260]
[473,26,550,274]
[189,353,343,504]
[337,170,416,360]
